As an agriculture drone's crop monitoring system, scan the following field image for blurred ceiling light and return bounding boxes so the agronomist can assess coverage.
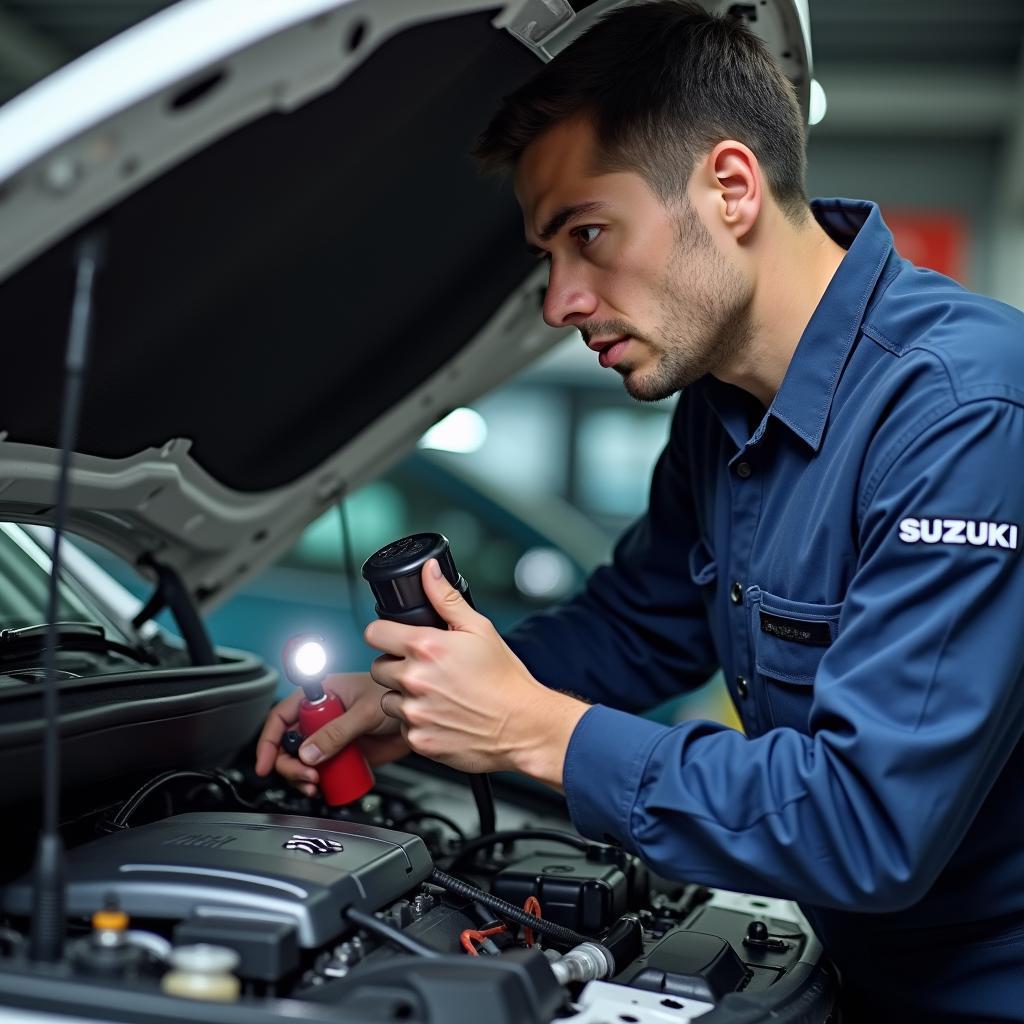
[809,78,827,127]
[514,546,575,600]
[418,407,488,454]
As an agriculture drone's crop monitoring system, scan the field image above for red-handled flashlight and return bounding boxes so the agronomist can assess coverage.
[282,635,374,806]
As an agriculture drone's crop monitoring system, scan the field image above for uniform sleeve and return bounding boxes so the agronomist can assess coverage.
[502,402,719,712]
[562,397,1024,911]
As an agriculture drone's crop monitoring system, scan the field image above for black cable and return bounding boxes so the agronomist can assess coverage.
[469,775,496,838]
[392,811,467,842]
[338,499,497,837]
[115,769,260,825]
[337,495,366,630]
[429,868,590,947]
[448,828,588,873]
[356,527,496,838]
[338,500,495,839]
[344,906,441,959]
[112,769,261,828]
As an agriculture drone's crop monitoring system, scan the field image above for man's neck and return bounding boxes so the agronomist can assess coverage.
[715,209,847,408]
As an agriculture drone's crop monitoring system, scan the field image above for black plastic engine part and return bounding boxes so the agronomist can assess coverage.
[67,931,153,980]
[3,812,432,950]
[584,843,651,910]
[401,903,481,956]
[174,916,298,982]
[685,905,805,981]
[620,929,749,1002]
[602,914,645,972]
[491,852,629,935]
[306,948,567,1024]
[345,907,441,959]
[430,868,589,947]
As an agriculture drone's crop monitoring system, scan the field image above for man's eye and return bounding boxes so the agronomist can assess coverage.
[574,225,602,246]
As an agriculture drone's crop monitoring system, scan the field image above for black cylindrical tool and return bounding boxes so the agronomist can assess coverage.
[362,533,495,837]
[362,533,473,626]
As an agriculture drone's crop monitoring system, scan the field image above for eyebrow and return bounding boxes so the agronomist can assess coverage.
[526,201,607,255]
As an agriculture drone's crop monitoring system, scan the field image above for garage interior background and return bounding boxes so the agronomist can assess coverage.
[5,0,1023,725]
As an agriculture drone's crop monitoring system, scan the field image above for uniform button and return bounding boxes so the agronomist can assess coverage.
[730,581,744,605]
[735,461,752,479]
[735,675,749,698]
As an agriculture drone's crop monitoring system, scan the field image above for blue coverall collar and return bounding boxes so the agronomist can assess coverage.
[769,198,895,451]
[702,198,896,455]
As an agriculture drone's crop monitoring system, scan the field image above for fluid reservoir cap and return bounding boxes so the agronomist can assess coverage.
[92,909,128,932]
[169,943,240,975]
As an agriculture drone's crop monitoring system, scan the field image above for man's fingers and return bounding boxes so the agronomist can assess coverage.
[273,750,319,787]
[369,653,403,691]
[255,691,301,776]
[379,688,406,722]
[364,619,421,657]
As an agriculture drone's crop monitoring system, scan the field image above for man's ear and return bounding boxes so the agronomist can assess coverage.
[697,140,762,242]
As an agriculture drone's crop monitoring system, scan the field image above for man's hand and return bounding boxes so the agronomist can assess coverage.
[254,672,410,796]
[365,559,589,787]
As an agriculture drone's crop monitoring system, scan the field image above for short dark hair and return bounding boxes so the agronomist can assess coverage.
[475,0,809,222]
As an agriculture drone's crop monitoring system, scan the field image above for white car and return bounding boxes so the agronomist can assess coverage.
[0,3,836,1022]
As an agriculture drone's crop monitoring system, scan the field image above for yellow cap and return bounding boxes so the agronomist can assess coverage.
[92,909,129,932]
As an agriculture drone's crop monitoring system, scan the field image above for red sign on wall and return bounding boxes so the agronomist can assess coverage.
[882,209,968,284]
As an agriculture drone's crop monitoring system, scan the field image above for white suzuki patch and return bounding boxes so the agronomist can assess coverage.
[898,517,1020,550]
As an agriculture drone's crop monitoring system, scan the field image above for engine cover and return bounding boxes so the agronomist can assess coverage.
[3,812,432,948]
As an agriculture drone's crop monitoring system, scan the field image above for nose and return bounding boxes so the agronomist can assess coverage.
[542,259,599,328]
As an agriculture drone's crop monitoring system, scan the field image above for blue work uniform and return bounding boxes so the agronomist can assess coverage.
[505,199,1024,1021]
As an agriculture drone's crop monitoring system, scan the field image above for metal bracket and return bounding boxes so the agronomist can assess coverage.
[496,0,576,61]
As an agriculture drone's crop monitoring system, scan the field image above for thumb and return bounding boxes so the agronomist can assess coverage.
[422,558,481,632]
[299,697,376,766]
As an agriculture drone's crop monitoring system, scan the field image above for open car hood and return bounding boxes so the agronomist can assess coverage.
[0,0,814,611]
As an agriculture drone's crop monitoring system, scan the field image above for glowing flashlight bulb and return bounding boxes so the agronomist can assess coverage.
[282,633,330,699]
[293,640,326,677]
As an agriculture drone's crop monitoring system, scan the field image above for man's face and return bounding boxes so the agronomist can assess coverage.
[515,117,753,401]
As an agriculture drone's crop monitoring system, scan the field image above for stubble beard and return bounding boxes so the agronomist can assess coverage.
[621,205,755,403]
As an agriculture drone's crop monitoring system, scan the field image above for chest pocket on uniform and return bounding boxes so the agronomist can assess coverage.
[748,586,842,732]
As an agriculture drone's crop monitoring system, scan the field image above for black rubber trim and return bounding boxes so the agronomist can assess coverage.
[0,650,273,736]
[0,649,277,810]
[700,957,840,1022]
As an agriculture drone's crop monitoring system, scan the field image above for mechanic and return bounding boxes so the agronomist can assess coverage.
[257,3,1024,1019]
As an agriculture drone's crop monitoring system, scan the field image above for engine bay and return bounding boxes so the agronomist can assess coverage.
[0,760,838,1024]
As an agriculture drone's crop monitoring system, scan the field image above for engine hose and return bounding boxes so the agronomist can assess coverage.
[429,868,590,947]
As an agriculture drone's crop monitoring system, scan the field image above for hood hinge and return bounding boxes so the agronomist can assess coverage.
[497,0,577,61]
